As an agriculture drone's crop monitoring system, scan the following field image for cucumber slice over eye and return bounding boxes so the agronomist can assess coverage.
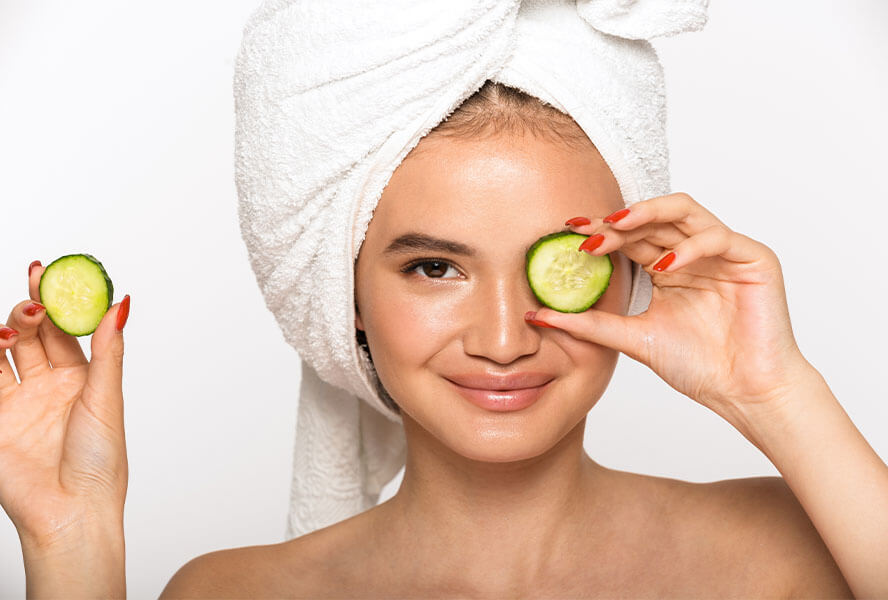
[39,254,114,336]
[525,232,613,313]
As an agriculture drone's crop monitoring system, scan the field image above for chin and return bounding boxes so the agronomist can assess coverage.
[449,434,558,464]
[407,399,584,464]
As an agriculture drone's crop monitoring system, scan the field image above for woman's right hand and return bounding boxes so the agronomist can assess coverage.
[0,261,130,551]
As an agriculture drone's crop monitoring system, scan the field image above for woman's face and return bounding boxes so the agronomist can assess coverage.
[354,131,632,462]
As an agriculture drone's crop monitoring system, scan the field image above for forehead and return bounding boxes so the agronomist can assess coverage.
[367,132,624,245]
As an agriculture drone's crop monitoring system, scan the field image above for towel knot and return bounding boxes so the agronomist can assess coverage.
[576,0,708,40]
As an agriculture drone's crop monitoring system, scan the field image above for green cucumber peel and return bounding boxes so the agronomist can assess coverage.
[525,232,613,313]
[38,253,114,337]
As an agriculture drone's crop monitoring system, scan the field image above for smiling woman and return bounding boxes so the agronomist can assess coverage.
[355,92,631,431]
[355,85,633,423]
[5,0,888,598]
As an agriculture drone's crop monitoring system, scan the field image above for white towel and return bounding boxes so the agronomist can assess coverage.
[233,0,708,540]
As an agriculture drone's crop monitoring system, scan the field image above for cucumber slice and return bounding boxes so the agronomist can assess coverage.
[525,232,613,313]
[39,254,114,336]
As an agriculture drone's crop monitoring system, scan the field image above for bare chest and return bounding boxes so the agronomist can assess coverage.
[262,534,784,599]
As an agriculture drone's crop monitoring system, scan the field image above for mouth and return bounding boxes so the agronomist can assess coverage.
[444,373,554,412]
[443,372,555,391]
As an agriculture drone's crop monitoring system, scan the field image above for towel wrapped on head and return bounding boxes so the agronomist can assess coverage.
[233,0,709,539]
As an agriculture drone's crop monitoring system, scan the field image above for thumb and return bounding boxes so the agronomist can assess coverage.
[532,305,648,362]
[87,295,131,404]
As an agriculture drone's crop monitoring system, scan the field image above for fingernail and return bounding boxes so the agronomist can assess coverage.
[653,252,676,272]
[0,327,20,340]
[525,311,558,328]
[578,234,605,253]
[116,295,130,332]
[529,318,559,329]
[603,208,630,223]
[565,216,591,227]
[23,302,46,316]
[29,260,42,277]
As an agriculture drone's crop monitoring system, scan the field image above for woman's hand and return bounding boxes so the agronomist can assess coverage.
[0,261,130,550]
[530,192,811,417]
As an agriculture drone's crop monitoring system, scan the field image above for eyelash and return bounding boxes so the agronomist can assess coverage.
[400,258,463,280]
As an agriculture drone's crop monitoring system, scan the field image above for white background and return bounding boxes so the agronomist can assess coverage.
[1,1,886,597]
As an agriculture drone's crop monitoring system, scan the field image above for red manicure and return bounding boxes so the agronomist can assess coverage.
[0,327,19,340]
[578,234,605,253]
[653,252,676,272]
[116,295,131,332]
[23,302,46,316]
[29,260,42,277]
[565,216,591,226]
[603,208,630,223]
[524,311,558,329]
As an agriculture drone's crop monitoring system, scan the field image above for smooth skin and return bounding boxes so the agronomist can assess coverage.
[162,132,869,598]
[0,265,127,598]
[3,130,883,598]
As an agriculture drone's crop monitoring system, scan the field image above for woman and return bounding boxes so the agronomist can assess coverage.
[4,80,887,598]
[5,1,888,596]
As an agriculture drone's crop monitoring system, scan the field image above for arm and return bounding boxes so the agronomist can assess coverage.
[730,362,888,599]
[21,517,126,599]
[0,264,130,598]
[539,193,886,597]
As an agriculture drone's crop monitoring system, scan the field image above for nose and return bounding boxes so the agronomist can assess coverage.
[462,274,541,365]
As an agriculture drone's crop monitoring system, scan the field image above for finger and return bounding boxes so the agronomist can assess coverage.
[603,192,726,238]
[530,305,648,363]
[5,299,51,380]
[644,225,770,274]
[84,296,129,424]
[28,262,88,369]
[0,326,21,392]
[617,239,669,268]
[574,221,687,264]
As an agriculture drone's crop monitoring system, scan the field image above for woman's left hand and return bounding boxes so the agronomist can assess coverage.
[531,192,812,416]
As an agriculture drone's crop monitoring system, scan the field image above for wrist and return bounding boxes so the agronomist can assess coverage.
[21,514,126,599]
[19,504,124,554]
[723,361,832,455]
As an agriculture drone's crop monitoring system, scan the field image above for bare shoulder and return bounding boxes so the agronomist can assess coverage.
[692,475,853,599]
[158,543,285,599]
[159,517,369,599]
[605,469,852,598]
[158,535,330,599]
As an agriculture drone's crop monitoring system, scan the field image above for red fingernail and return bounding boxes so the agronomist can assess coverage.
[578,234,605,253]
[603,208,630,223]
[565,216,591,226]
[23,302,46,316]
[525,311,558,328]
[0,327,20,340]
[529,319,559,329]
[116,295,130,332]
[29,260,42,277]
[653,252,676,272]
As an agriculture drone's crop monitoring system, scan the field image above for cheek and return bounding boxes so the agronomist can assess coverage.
[366,278,465,371]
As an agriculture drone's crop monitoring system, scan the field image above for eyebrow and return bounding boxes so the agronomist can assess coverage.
[383,232,476,257]
[382,231,544,258]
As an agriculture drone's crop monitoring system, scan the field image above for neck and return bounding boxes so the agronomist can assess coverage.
[376,413,610,593]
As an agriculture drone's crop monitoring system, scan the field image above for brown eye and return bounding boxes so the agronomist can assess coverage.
[407,260,460,279]
[421,261,449,278]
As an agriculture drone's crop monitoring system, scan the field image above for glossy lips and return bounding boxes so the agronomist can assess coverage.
[445,372,554,412]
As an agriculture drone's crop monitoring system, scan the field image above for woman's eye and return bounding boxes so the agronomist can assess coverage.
[407,260,461,279]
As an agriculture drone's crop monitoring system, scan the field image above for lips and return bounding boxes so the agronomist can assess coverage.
[444,372,554,391]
